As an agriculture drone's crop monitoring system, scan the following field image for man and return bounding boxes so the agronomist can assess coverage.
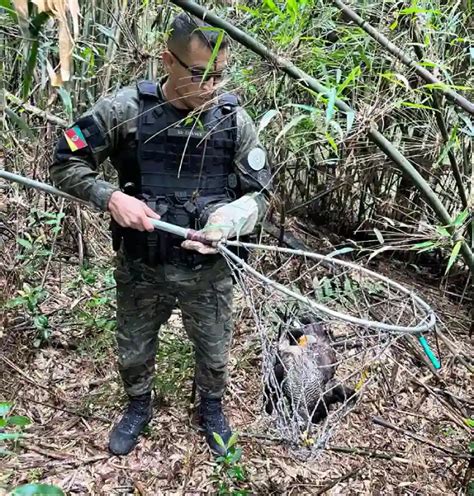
[50,13,271,457]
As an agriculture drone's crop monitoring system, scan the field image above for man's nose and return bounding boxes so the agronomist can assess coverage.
[200,77,216,91]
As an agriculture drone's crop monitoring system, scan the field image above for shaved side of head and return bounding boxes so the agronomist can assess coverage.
[167,12,228,55]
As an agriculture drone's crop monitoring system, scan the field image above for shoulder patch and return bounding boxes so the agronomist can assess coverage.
[64,126,88,152]
[247,148,266,171]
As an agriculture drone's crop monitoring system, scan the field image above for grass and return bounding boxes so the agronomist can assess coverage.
[154,326,195,405]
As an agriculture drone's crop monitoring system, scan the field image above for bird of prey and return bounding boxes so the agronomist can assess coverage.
[264,319,355,423]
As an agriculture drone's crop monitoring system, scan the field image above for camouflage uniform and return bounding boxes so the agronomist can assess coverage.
[50,82,271,399]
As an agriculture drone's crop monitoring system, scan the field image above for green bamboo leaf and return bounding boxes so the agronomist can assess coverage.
[368,245,398,260]
[5,108,35,138]
[345,110,355,133]
[399,7,441,14]
[0,432,22,441]
[286,0,298,21]
[11,484,65,496]
[22,39,39,99]
[399,102,436,111]
[452,210,469,227]
[337,65,361,95]
[424,82,473,91]
[263,0,282,15]
[258,109,279,135]
[275,114,307,143]
[459,115,474,137]
[417,245,440,254]
[325,87,337,124]
[325,131,337,153]
[445,240,462,274]
[0,0,18,22]
[286,103,317,113]
[411,241,436,250]
[7,415,31,427]
[435,226,450,238]
[197,27,224,84]
[57,87,73,120]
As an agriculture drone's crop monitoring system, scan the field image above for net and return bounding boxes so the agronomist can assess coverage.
[219,241,437,458]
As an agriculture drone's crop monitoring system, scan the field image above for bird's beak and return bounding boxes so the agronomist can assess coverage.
[298,335,308,347]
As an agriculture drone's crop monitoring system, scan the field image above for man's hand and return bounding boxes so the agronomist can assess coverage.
[108,191,160,232]
[181,212,229,255]
[181,194,260,255]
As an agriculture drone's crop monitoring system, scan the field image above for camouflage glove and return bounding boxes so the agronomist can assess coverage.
[181,194,259,255]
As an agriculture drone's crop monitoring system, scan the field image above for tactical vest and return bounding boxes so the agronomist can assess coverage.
[110,80,240,266]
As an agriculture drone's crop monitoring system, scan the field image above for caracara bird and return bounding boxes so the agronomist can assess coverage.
[264,318,355,423]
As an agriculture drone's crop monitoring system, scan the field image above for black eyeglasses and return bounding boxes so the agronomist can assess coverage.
[170,50,226,83]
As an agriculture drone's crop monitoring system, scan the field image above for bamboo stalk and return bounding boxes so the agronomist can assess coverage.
[168,0,474,274]
[410,36,471,242]
[5,91,68,126]
[331,0,474,116]
[103,0,128,93]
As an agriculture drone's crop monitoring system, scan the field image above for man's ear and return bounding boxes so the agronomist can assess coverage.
[162,50,174,72]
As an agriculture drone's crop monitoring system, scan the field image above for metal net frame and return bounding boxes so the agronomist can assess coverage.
[218,241,437,458]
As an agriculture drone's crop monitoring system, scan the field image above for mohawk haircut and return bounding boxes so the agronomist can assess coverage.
[167,13,229,53]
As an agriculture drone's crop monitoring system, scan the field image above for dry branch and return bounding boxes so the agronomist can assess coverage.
[372,416,470,459]
[5,91,69,126]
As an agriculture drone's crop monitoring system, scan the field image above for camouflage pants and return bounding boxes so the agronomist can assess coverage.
[114,251,234,399]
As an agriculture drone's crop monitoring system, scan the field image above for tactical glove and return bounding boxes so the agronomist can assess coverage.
[181,193,259,255]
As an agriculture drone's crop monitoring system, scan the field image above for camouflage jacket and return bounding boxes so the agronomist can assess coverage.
[50,83,271,218]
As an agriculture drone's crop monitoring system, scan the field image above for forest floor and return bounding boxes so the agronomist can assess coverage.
[1,214,473,496]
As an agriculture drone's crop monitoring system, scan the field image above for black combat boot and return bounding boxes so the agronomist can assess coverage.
[108,393,152,456]
[199,397,232,456]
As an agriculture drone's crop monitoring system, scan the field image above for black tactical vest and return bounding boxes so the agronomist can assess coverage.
[111,80,240,266]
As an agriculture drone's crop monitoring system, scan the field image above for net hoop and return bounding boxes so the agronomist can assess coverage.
[219,241,436,334]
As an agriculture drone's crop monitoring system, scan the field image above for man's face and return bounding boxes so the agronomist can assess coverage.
[163,37,228,109]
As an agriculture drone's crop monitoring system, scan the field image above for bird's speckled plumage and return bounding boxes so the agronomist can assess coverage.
[265,318,355,424]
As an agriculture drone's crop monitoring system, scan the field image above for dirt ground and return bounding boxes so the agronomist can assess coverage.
[1,224,473,495]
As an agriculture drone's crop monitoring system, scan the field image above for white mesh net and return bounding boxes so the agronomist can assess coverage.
[219,241,437,459]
